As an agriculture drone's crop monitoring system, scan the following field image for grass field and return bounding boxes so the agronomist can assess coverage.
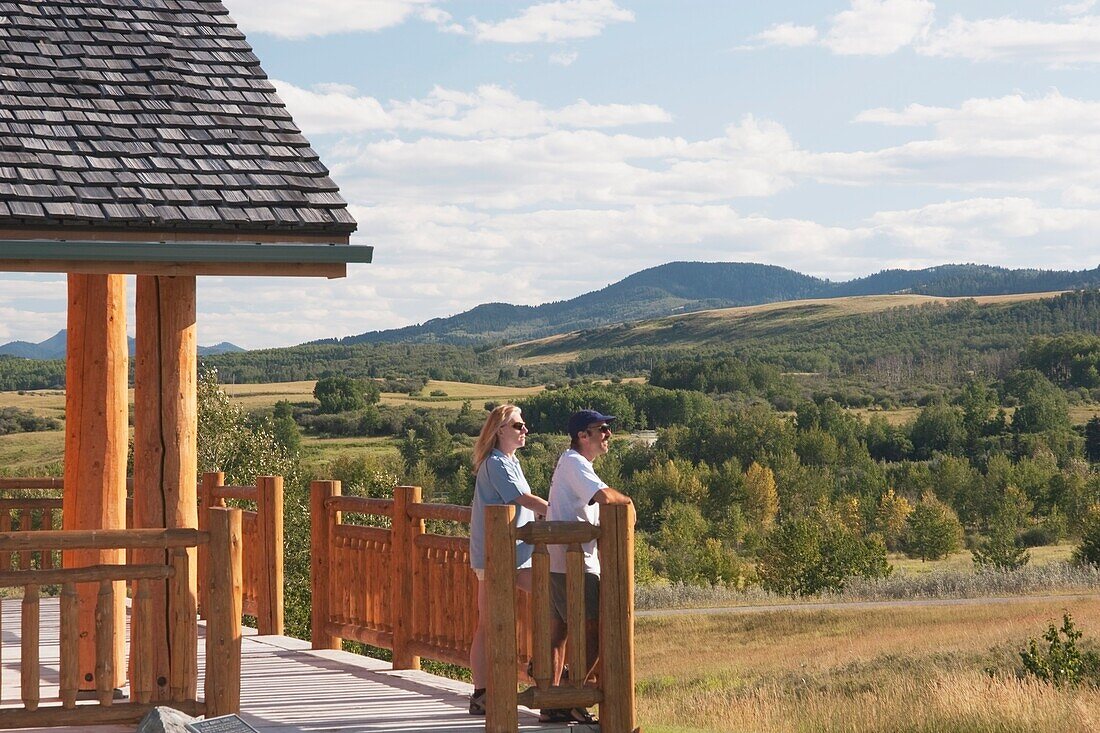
[636,596,1100,733]
[888,544,1074,575]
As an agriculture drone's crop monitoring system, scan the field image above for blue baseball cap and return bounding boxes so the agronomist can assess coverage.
[567,409,617,438]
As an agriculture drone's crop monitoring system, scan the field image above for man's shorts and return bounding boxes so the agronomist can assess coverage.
[549,571,600,622]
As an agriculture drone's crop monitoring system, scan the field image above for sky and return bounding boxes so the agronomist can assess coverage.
[4,0,1100,349]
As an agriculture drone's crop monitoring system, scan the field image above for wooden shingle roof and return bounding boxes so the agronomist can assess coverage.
[0,0,357,238]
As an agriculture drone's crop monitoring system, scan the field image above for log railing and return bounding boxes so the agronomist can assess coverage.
[0,508,243,729]
[484,502,637,733]
[0,475,283,636]
[309,483,533,672]
[198,472,283,635]
[0,478,65,572]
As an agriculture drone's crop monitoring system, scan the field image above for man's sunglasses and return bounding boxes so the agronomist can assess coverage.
[588,424,612,435]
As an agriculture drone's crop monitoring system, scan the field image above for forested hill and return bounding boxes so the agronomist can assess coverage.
[321,262,1100,347]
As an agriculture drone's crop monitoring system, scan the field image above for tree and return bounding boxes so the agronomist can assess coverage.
[743,462,778,530]
[972,516,1029,571]
[757,513,891,596]
[874,489,913,551]
[197,366,298,485]
[903,491,963,561]
[909,403,966,459]
[313,375,378,414]
[1086,417,1100,463]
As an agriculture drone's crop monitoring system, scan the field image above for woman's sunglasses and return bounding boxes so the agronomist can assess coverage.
[509,422,527,431]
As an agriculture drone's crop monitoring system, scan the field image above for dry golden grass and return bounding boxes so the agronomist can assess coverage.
[0,430,64,473]
[0,389,66,418]
[636,597,1100,733]
[379,379,543,407]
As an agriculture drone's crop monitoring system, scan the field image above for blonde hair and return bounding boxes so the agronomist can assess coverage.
[473,404,521,472]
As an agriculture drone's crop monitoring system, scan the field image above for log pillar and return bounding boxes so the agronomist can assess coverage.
[131,275,198,700]
[62,273,128,691]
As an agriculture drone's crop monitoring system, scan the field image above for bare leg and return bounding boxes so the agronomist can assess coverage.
[470,578,489,688]
[550,616,568,686]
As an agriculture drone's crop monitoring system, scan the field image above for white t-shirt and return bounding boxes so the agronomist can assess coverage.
[547,448,608,575]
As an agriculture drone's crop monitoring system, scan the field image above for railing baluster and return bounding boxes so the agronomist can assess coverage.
[169,547,197,702]
[531,543,552,689]
[21,583,39,711]
[565,542,587,686]
[95,579,115,706]
[59,582,78,708]
[132,578,154,704]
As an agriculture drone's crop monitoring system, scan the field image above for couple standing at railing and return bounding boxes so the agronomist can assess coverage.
[468,404,632,725]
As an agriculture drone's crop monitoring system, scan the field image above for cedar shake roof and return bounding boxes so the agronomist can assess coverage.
[0,0,357,237]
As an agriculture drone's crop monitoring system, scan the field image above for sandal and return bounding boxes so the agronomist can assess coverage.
[469,688,486,715]
[539,708,573,723]
[566,707,596,724]
[539,707,595,724]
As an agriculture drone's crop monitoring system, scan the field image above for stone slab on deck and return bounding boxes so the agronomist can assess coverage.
[1,599,594,732]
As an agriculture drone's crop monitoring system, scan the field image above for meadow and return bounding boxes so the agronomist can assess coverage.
[635,597,1100,733]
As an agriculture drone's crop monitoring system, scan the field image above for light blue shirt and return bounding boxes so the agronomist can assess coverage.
[469,449,535,571]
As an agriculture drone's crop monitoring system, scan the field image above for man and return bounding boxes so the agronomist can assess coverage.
[542,409,631,724]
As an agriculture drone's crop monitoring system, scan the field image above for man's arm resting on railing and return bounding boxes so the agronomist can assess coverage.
[590,487,632,505]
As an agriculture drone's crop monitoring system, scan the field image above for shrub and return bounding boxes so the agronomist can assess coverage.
[1020,613,1100,688]
[972,523,1030,571]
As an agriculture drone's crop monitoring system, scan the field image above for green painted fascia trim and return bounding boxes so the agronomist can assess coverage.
[0,240,373,264]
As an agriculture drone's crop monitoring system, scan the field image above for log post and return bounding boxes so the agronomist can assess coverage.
[205,507,243,717]
[598,503,636,733]
[197,471,224,619]
[62,273,127,691]
[256,475,284,635]
[484,504,518,733]
[391,485,423,670]
[132,274,197,700]
[310,480,341,650]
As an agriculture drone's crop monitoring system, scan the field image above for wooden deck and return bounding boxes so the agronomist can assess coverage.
[1,599,596,732]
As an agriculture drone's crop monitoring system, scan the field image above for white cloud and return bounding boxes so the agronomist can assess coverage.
[750,23,819,47]
[471,0,633,43]
[274,82,671,138]
[749,3,1100,67]
[823,0,934,55]
[550,50,579,66]
[222,0,438,39]
[1061,1,1097,16]
[919,16,1100,65]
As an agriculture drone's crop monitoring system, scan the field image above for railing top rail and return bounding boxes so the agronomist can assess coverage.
[326,495,393,518]
[211,485,257,502]
[0,527,208,552]
[407,502,470,524]
[0,478,64,490]
[0,563,173,588]
[516,520,601,546]
[0,497,63,509]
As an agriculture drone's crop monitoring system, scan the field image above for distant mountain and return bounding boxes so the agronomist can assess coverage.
[0,331,244,360]
[321,262,1100,347]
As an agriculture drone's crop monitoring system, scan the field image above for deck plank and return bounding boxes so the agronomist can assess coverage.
[1,599,594,732]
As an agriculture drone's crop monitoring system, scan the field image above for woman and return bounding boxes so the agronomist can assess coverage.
[467,404,548,716]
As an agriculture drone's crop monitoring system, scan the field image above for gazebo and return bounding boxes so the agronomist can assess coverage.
[0,0,370,703]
